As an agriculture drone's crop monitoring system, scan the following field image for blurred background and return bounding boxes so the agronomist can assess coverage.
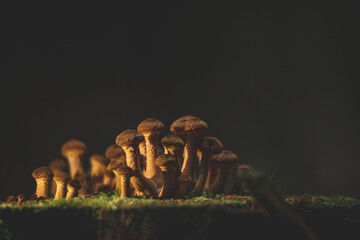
[1,1,359,200]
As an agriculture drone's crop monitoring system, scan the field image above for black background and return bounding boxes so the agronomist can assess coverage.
[1,1,359,200]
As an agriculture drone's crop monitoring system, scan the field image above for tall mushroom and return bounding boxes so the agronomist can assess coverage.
[62,139,88,195]
[49,159,68,195]
[89,154,109,193]
[32,167,54,199]
[155,154,177,198]
[195,137,223,191]
[107,160,133,198]
[105,144,126,190]
[116,129,158,197]
[66,179,81,199]
[209,150,238,194]
[137,118,165,187]
[53,171,70,200]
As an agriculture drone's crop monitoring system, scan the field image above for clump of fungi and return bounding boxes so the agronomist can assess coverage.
[24,115,249,201]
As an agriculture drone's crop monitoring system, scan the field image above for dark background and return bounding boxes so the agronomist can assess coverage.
[1,1,359,200]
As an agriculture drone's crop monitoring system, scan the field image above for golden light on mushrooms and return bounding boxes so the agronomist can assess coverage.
[53,171,70,200]
[32,167,54,199]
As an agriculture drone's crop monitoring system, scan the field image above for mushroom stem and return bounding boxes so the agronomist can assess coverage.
[181,133,199,178]
[210,165,230,194]
[66,187,78,199]
[158,166,175,198]
[67,156,88,195]
[139,141,147,171]
[143,134,162,186]
[54,181,67,200]
[195,151,211,191]
[204,163,216,190]
[35,178,51,199]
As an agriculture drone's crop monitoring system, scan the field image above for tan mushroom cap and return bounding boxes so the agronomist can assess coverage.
[178,174,193,183]
[53,171,70,181]
[199,137,223,154]
[213,150,238,163]
[32,167,54,179]
[161,135,184,149]
[68,179,81,190]
[137,118,165,134]
[105,144,125,159]
[106,159,126,171]
[62,139,87,157]
[49,159,68,172]
[116,129,144,147]
[155,154,176,167]
[90,154,109,165]
[184,117,208,132]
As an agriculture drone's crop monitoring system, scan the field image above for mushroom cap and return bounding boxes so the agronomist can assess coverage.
[199,137,223,154]
[7,195,16,203]
[178,174,193,183]
[184,117,208,132]
[161,135,184,149]
[62,139,87,157]
[53,171,70,181]
[68,179,81,190]
[32,167,54,179]
[90,154,109,165]
[105,144,125,159]
[117,165,134,176]
[137,118,165,134]
[107,159,126,171]
[49,159,68,172]
[212,150,238,163]
[155,154,176,167]
[115,129,144,148]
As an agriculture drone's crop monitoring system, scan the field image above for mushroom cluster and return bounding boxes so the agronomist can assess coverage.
[26,116,244,200]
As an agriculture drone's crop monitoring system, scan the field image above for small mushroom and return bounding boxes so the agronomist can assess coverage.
[137,118,165,187]
[95,170,115,193]
[66,179,81,199]
[209,150,238,194]
[229,164,252,194]
[90,154,109,192]
[195,137,223,191]
[107,160,133,198]
[174,174,193,198]
[49,159,68,195]
[105,144,126,190]
[53,172,70,200]
[17,194,25,204]
[62,139,88,195]
[32,167,54,199]
[116,129,158,197]
[161,135,184,176]
[30,193,38,201]
[155,154,177,198]
[7,195,16,205]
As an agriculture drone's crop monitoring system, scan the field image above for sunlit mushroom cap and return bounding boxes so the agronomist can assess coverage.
[90,154,109,165]
[116,129,144,147]
[62,139,87,157]
[161,135,184,149]
[32,167,54,179]
[199,137,223,154]
[68,179,81,190]
[49,159,68,173]
[155,154,176,167]
[137,118,165,134]
[53,171,70,181]
[212,150,238,163]
[107,159,126,171]
[105,144,125,160]
[178,174,193,183]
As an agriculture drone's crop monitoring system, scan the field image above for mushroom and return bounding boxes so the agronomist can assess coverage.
[115,129,158,197]
[174,174,193,198]
[95,170,115,193]
[30,193,38,201]
[17,194,25,204]
[66,179,81,199]
[53,171,70,200]
[138,140,147,171]
[195,137,223,191]
[209,150,238,194]
[105,144,126,190]
[32,167,54,199]
[155,154,177,198]
[137,118,165,187]
[107,160,133,198]
[161,135,184,176]
[229,164,252,194]
[61,139,88,195]
[89,154,109,192]
[49,159,68,195]
[7,195,16,205]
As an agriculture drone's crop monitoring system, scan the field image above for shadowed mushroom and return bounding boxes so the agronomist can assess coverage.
[137,118,165,187]
[107,160,133,198]
[32,167,54,199]
[62,139,88,195]
[209,150,238,194]
[195,137,223,191]
[175,174,193,198]
[138,140,147,171]
[90,154,109,193]
[7,196,16,205]
[53,171,70,200]
[229,164,252,194]
[105,144,126,190]
[30,193,38,201]
[95,170,115,193]
[66,179,81,199]
[161,135,184,176]
[17,194,25,204]
[155,154,177,198]
[49,159,68,195]
[116,129,158,197]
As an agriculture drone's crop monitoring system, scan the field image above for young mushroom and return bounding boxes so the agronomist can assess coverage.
[105,144,126,190]
[107,160,133,198]
[49,159,68,195]
[53,171,70,200]
[155,154,177,198]
[7,195,16,205]
[229,164,252,194]
[62,139,88,195]
[209,150,238,194]
[89,154,109,193]
[137,118,165,187]
[66,179,81,199]
[115,129,158,197]
[161,135,184,176]
[32,167,54,199]
[195,137,223,192]
[17,194,25,204]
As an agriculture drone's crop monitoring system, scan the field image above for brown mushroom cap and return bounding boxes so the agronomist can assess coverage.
[137,118,165,134]
[68,179,81,190]
[106,159,126,171]
[105,144,125,159]
[32,167,54,179]
[161,135,184,149]
[115,129,144,147]
[90,154,109,165]
[184,117,208,132]
[178,174,193,183]
[53,171,70,181]
[155,154,176,167]
[62,139,87,157]
[199,137,223,154]
[213,150,238,163]
[49,159,68,172]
